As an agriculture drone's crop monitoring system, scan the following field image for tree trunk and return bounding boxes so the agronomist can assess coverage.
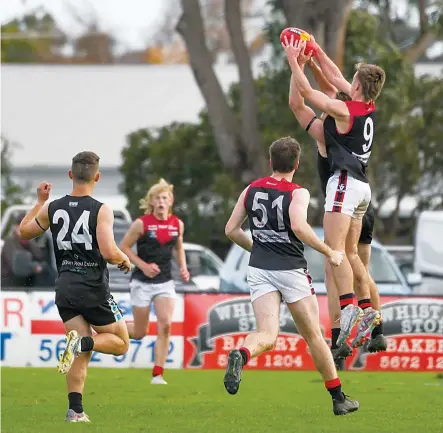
[224,0,267,178]
[280,0,352,67]
[404,0,436,62]
[177,0,245,178]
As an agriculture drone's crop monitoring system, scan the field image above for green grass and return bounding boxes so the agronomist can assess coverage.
[2,368,443,433]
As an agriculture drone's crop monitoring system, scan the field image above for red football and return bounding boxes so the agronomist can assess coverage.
[280,27,319,56]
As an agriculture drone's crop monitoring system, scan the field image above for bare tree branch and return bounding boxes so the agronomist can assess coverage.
[177,0,244,177]
[404,31,436,61]
[418,0,428,34]
[404,0,439,62]
[224,0,267,176]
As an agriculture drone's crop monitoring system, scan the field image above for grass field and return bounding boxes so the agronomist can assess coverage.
[2,368,443,433]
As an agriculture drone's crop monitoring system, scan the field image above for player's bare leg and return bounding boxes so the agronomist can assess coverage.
[224,291,281,395]
[126,306,150,340]
[59,319,129,377]
[324,212,362,348]
[151,296,175,384]
[325,260,352,368]
[287,295,359,415]
[346,219,381,348]
[61,316,92,422]
[358,243,387,352]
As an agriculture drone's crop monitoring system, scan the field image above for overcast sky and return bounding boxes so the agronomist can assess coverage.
[0,0,168,50]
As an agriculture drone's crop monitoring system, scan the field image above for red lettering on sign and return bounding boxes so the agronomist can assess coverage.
[3,298,24,327]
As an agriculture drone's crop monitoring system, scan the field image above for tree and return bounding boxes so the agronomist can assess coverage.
[121,2,443,252]
[359,0,443,62]
[1,137,25,215]
[119,118,242,257]
[177,0,267,182]
[1,7,67,63]
[342,8,443,240]
[274,0,353,69]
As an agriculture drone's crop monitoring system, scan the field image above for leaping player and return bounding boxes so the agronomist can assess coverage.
[283,35,386,353]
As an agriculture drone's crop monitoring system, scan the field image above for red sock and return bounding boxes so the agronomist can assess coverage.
[325,377,341,390]
[153,365,164,377]
[325,377,344,401]
[239,347,251,366]
[339,293,354,310]
[358,298,372,310]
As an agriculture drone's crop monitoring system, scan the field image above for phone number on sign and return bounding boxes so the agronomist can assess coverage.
[217,353,304,368]
[38,338,176,364]
[379,355,443,370]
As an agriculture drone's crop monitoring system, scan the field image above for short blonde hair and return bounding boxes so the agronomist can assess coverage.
[139,178,174,215]
[355,63,386,101]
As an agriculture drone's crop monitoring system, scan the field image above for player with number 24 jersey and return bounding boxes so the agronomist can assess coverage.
[18,151,131,423]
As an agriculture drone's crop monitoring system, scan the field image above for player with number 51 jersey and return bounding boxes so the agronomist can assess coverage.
[223,136,359,416]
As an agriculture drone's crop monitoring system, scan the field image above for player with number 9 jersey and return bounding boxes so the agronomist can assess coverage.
[322,101,374,217]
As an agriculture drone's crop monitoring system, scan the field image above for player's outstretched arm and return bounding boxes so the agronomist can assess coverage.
[175,220,190,282]
[289,73,325,145]
[97,204,131,272]
[315,43,352,95]
[308,58,337,98]
[225,187,253,252]
[284,40,348,121]
[19,181,51,240]
[289,189,344,267]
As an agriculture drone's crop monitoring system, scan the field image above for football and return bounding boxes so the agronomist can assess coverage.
[280,27,319,56]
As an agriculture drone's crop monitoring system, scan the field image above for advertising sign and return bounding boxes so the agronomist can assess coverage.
[0,292,30,366]
[27,291,184,368]
[184,294,443,371]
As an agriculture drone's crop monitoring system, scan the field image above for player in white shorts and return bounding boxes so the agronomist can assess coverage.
[120,179,190,384]
[287,50,387,363]
[223,136,359,416]
[283,35,386,350]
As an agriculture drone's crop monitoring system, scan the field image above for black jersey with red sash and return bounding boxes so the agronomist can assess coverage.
[132,214,180,284]
[244,176,307,271]
[323,100,376,183]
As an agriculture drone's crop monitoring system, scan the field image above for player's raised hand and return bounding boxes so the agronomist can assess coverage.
[328,250,345,267]
[37,181,52,204]
[297,46,313,66]
[281,36,307,64]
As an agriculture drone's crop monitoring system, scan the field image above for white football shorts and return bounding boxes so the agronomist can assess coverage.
[247,266,314,304]
[325,170,371,219]
[129,279,176,308]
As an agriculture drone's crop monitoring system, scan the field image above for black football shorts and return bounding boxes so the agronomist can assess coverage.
[359,202,375,245]
[55,281,123,326]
